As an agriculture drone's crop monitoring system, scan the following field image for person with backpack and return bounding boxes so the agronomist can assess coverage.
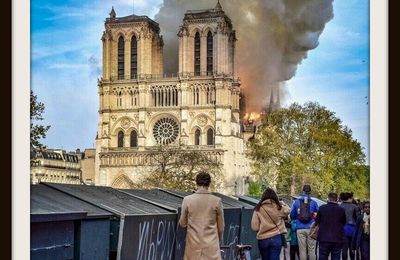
[290,184,319,260]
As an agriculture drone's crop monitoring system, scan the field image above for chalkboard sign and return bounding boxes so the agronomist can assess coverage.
[118,214,178,260]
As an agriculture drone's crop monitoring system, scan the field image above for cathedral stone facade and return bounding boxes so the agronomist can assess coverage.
[95,2,248,195]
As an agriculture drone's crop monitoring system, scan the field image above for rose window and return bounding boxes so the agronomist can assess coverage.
[152,118,179,145]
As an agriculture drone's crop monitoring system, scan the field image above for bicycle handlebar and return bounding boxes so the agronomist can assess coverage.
[220,244,252,250]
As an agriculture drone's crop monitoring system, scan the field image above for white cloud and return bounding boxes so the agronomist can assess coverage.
[31,21,103,60]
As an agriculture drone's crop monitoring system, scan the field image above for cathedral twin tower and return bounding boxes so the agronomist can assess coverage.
[95,2,248,195]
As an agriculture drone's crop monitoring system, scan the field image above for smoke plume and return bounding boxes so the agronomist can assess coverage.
[154,0,334,112]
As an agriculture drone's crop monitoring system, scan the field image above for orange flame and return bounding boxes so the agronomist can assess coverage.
[248,112,260,121]
[243,111,266,125]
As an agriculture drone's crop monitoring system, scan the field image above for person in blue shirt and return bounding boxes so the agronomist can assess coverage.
[339,192,360,260]
[290,184,319,260]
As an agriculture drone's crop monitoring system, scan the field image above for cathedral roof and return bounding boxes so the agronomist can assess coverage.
[105,8,160,32]
[184,1,232,26]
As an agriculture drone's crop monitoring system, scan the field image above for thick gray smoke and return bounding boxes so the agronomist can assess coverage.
[154,0,334,112]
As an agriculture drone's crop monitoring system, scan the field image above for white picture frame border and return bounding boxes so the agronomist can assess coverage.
[12,0,388,258]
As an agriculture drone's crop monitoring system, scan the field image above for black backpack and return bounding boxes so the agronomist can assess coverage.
[298,198,313,223]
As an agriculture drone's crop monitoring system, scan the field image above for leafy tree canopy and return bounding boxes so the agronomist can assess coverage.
[31,90,50,150]
[248,102,369,199]
[137,145,224,192]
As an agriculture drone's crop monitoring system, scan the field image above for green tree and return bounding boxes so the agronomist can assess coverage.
[247,182,263,198]
[138,145,224,192]
[31,90,50,149]
[248,102,369,199]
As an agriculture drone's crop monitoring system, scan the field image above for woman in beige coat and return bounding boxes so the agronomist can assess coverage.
[251,188,290,260]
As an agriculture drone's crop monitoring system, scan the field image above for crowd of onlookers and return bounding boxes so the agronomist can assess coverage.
[176,172,369,260]
[251,185,370,260]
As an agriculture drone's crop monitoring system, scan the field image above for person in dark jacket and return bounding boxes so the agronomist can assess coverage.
[315,193,346,260]
[340,192,360,260]
[352,201,370,260]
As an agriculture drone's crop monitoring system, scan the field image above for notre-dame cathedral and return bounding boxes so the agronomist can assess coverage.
[95,2,250,195]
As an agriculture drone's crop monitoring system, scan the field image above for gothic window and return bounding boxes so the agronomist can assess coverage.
[131,35,137,79]
[118,131,124,147]
[152,88,157,106]
[193,87,200,105]
[128,90,137,107]
[130,130,138,147]
[152,86,179,107]
[118,36,124,80]
[206,86,214,105]
[117,92,122,107]
[152,117,179,145]
[207,128,214,145]
[171,89,175,106]
[194,32,200,76]
[207,31,213,75]
[195,129,201,145]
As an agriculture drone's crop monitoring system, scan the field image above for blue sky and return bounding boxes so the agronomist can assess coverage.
[284,0,369,162]
[31,0,370,162]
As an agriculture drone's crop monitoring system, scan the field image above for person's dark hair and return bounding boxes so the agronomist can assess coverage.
[328,192,338,202]
[302,184,311,194]
[363,201,370,209]
[196,171,211,187]
[339,192,353,201]
[255,187,282,211]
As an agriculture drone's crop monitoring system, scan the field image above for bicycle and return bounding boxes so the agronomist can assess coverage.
[220,244,252,260]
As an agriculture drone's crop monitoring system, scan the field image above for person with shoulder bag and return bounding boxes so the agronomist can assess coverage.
[309,221,319,241]
[251,188,291,260]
